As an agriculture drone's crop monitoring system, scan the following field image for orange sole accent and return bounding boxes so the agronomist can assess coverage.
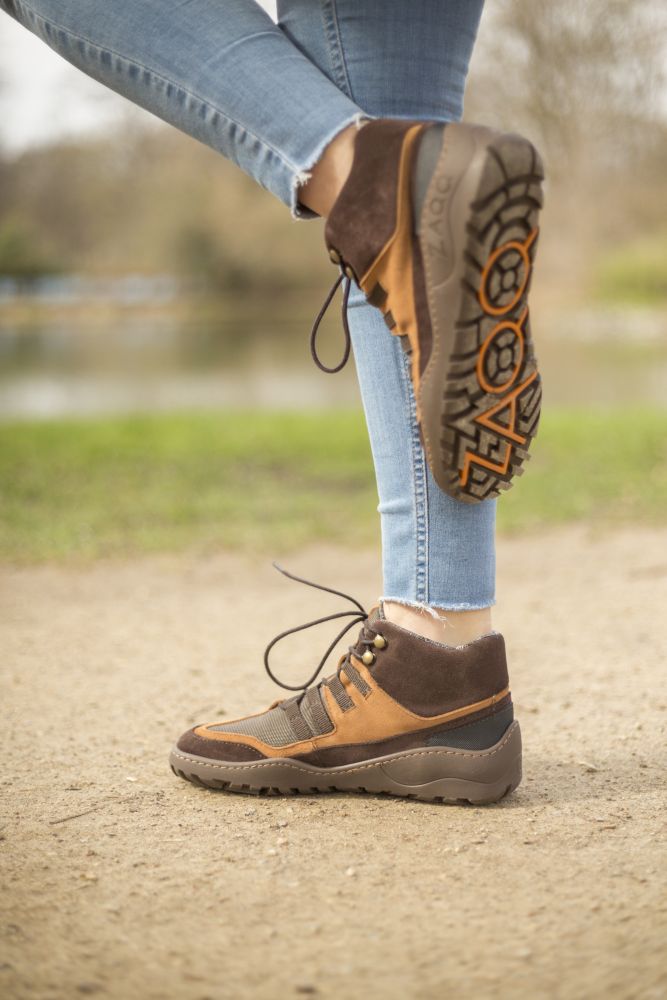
[458,226,540,489]
[459,369,538,487]
[474,371,537,445]
[478,228,538,318]
[475,307,528,396]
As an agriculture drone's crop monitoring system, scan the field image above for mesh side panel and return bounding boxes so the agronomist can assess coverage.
[209,706,298,747]
[300,687,334,736]
[426,704,514,750]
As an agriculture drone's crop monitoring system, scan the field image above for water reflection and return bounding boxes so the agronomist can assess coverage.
[0,273,179,307]
[1,280,666,418]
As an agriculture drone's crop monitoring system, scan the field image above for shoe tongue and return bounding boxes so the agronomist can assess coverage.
[367,604,384,626]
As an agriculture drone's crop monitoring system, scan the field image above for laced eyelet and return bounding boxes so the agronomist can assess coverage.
[361,649,376,666]
[373,634,387,650]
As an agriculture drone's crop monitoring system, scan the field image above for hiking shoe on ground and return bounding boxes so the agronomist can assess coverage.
[170,572,521,803]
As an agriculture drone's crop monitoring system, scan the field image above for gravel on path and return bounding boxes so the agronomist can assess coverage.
[2,526,666,1000]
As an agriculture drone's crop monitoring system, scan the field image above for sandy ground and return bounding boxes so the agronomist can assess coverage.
[1,526,666,1000]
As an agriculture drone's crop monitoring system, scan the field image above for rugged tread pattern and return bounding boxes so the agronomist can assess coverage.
[440,134,544,503]
[169,765,519,806]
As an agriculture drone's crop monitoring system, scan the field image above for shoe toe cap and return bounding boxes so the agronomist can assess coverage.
[176,726,267,762]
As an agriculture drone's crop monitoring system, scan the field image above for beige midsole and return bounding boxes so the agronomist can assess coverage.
[418,123,495,476]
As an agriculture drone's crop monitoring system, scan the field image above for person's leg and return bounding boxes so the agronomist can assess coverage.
[4,0,533,799]
[162,2,533,802]
[2,3,533,618]
[0,0,363,218]
[278,0,496,643]
[2,0,496,638]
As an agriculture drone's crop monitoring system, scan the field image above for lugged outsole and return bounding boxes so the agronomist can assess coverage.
[169,721,522,805]
[418,125,544,503]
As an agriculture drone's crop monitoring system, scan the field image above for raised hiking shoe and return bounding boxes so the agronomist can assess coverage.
[170,568,521,803]
[310,119,544,504]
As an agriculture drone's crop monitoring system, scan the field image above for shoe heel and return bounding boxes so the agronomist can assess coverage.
[378,720,522,804]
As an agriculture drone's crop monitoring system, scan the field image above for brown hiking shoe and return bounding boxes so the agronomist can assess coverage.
[311,119,544,504]
[170,569,521,803]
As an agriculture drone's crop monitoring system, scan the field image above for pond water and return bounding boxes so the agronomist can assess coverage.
[0,283,665,418]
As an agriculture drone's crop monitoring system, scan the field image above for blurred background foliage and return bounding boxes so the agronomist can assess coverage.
[1,0,665,298]
[1,0,666,561]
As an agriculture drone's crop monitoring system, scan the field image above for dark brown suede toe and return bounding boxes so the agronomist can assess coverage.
[176,728,267,762]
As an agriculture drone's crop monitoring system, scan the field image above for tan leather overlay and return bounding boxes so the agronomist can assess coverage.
[194,663,510,758]
[317,660,509,749]
[359,124,423,391]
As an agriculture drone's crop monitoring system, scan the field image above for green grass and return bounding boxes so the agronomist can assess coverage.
[1,408,665,562]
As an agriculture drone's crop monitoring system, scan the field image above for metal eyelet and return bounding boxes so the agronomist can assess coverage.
[373,634,387,650]
[361,649,376,666]
[328,247,341,265]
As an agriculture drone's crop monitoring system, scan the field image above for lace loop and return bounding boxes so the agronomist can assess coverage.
[263,563,370,693]
[310,268,353,374]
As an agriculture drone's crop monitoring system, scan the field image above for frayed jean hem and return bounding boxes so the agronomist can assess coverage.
[381,596,496,613]
[290,112,371,219]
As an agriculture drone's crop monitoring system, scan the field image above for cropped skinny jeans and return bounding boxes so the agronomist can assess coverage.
[2,0,496,609]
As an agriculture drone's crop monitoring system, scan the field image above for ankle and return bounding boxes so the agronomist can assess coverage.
[299,122,360,217]
[383,601,493,647]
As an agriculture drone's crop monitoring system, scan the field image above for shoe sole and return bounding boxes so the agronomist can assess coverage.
[415,123,544,503]
[169,720,522,804]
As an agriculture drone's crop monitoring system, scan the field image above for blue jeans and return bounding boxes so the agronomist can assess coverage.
[2,0,495,609]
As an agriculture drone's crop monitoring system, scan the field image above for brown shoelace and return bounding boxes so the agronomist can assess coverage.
[309,268,353,374]
[263,563,385,694]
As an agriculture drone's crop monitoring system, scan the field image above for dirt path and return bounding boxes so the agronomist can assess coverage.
[2,526,666,1000]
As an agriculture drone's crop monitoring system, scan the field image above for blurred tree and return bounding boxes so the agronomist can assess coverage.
[0,216,61,282]
[0,3,665,303]
[0,126,329,290]
[467,0,666,172]
[465,0,667,297]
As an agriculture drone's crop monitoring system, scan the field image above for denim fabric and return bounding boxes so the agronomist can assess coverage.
[348,284,495,609]
[278,0,494,608]
[0,0,362,216]
[2,0,495,608]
